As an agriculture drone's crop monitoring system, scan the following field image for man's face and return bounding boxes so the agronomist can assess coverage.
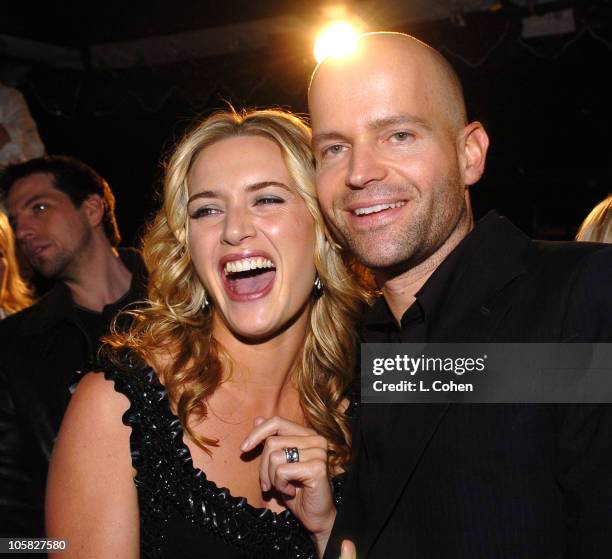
[310,54,470,273]
[6,173,93,279]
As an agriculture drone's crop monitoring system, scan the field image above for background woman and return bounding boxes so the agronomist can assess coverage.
[0,210,34,318]
[46,109,369,558]
[576,194,612,243]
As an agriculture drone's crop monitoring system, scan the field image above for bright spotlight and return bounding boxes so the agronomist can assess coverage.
[314,21,360,64]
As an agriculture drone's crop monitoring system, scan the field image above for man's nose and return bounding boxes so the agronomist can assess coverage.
[221,206,256,246]
[12,216,34,244]
[346,144,387,188]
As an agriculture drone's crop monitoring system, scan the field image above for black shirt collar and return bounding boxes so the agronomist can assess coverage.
[15,247,146,335]
[363,211,501,330]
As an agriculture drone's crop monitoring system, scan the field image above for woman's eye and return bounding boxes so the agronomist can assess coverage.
[190,206,221,219]
[256,196,284,206]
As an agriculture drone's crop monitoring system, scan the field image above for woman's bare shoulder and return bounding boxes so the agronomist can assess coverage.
[53,372,135,463]
[47,371,139,557]
[68,371,131,421]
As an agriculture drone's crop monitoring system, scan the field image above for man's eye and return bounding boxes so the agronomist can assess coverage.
[390,131,413,142]
[190,206,221,219]
[33,203,48,212]
[322,144,346,158]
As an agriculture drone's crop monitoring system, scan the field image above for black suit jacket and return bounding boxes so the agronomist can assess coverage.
[0,248,146,538]
[326,215,612,558]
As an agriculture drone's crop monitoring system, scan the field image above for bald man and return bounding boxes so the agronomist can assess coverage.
[309,33,612,558]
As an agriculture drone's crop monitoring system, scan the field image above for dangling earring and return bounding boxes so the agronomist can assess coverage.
[202,290,210,310]
[314,275,323,293]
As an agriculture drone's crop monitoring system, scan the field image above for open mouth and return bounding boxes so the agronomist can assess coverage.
[222,256,276,300]
[352,201,406,216]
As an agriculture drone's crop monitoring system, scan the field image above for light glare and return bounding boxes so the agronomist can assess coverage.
[314,22,359,64]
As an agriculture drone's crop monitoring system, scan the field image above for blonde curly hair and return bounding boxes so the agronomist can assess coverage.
[0,211,34,315]
[105,108,371,470]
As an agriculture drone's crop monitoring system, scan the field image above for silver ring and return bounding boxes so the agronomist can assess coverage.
[283,447,300,463]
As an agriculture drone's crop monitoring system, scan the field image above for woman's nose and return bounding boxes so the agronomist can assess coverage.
[221,207,257,246]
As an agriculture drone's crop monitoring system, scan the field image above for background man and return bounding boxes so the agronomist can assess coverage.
[0,156,146,538]
[309,32,612,558]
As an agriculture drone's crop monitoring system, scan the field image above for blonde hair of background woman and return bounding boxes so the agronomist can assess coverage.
[576,194,612,243]
[105,108,372,470]
[0,211,34,315]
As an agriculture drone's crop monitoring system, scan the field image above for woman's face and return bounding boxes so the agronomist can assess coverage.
[187,135,317,341]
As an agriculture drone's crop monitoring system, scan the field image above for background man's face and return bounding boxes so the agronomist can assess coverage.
[6,173,93,279]
[310,56,469,273]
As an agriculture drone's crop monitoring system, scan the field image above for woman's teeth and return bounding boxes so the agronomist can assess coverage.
[224,257,275,275]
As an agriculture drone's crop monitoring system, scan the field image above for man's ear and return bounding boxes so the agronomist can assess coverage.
[82,194,105,228]
[459,122,489,186]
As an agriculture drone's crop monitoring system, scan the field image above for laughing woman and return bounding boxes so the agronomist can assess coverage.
[46,109,368,559]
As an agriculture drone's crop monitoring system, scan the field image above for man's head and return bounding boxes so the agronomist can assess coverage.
[309,32,489,276]
[0,156,121,279]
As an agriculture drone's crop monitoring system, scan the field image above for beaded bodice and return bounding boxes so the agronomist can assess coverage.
[99,351,318,559]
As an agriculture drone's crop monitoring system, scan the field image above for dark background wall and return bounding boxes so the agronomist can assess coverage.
[2,0,611,245]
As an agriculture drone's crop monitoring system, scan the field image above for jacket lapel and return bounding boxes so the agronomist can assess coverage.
[358,402,450,557]
[430,214,530,343]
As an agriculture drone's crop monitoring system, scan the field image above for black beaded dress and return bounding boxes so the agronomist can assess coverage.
[98,351,341,559]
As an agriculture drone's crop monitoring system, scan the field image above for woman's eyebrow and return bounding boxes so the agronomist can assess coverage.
[244,181,291,193]
[187,190,218,205]
[187,181,291,205]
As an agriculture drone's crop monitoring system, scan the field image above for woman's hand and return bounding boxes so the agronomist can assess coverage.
[241,416,336,556]
[340,539,357,559]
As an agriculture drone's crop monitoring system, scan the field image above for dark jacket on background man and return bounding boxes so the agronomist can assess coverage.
[0,248,147,538]
[325,212,612,559]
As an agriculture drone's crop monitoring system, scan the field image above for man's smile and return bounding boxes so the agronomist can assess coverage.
[352,201,406,216]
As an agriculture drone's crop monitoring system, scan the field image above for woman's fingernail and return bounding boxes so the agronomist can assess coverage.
[240,440,250,451]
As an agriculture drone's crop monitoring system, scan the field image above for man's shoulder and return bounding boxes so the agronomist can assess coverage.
[462,213,610,294]
[0,284,73,340]
[460,220,611,338]
[530,237,611,260]
[0,299,46,331]
[0,306,36,359]
[515,239,611,339]
[525,238,612,284]
[477,212,610,268]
